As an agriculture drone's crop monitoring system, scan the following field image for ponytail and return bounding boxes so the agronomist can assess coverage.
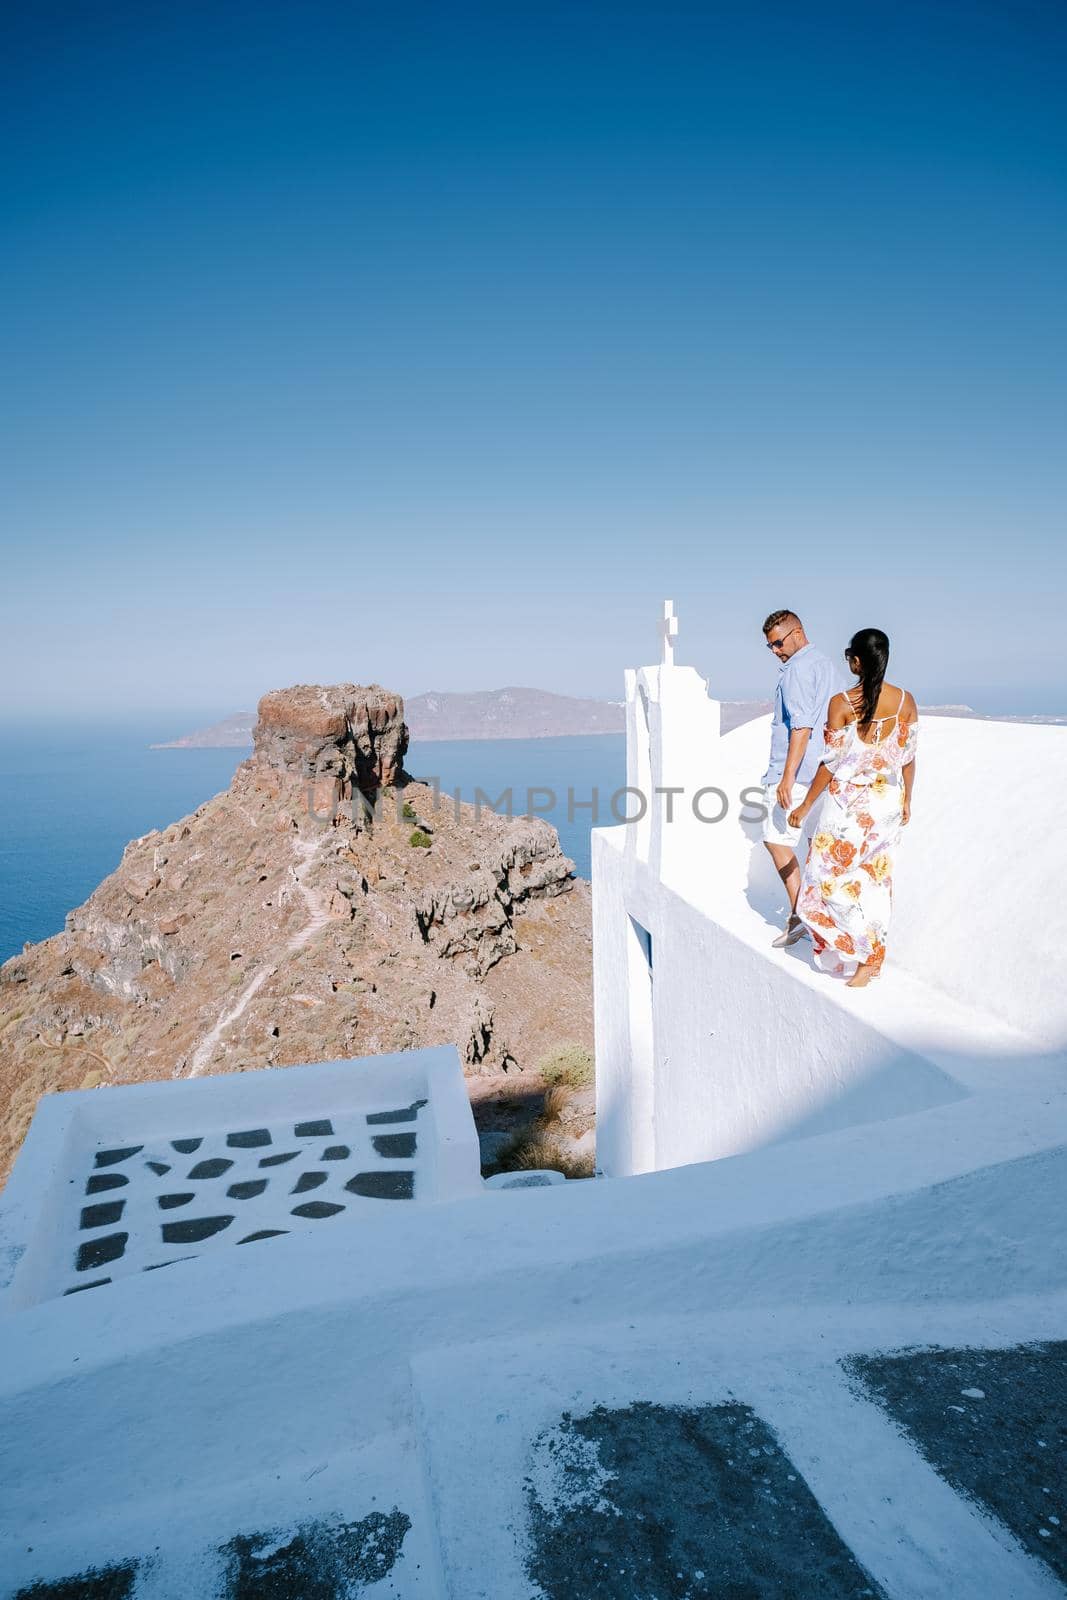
[847,629,890,729]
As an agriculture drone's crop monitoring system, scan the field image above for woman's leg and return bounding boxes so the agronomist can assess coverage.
[845,810,897,985]
[846,957,881,987]
[797,804,868,968]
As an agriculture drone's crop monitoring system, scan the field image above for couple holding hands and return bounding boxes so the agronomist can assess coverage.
[759,610,918,989]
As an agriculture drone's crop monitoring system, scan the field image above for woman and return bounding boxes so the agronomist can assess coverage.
[787,628,918,988]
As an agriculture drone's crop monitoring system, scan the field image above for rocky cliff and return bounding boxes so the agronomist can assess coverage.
[0,684,592,1188]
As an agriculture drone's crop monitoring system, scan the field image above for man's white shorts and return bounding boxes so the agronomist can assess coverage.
[760,782,808,847]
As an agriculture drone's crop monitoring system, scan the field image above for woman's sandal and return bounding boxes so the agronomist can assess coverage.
[772,914,808,949]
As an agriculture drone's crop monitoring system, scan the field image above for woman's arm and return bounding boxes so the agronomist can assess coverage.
[786,693,851,828]
[901,691,918,824]
[787,762,831,827]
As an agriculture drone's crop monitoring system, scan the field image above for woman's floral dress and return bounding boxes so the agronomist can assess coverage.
[797,692,917,973]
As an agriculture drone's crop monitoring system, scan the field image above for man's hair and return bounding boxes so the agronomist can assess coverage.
[763,609,801,635]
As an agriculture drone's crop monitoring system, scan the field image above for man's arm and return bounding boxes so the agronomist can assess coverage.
[777,727,811,812]
[776,653,827,809]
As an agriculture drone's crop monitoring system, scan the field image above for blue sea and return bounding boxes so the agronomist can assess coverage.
[0,722,625,964]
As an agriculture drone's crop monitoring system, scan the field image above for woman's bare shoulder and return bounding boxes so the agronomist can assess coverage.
[899,686,918,719]
[826,691,853,726]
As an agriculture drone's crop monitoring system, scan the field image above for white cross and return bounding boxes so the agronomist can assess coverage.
[661,600,678,666]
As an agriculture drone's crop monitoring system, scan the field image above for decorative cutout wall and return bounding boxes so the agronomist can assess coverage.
[65,1100,427,1295]
[1,1047,482,1311]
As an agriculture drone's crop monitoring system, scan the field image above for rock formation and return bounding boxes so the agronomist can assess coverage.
[251,683,408,799]
[0,684,593,1188]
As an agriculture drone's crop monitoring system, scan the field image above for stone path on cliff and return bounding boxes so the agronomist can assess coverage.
[187,832,331,1078]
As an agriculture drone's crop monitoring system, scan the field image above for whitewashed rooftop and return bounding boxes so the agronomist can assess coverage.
[1,687,1065,1598]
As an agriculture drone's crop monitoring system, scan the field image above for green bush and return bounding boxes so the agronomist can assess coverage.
[409,828,432,849]
[536,1043,594,1089]
[401,801,417,820]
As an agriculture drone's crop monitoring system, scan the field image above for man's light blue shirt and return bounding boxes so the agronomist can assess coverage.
[762,642,842,787]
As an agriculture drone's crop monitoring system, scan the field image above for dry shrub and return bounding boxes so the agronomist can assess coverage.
[536,1043,594,1090]
[540,1083,572,1125]
[494,1128,595,1181]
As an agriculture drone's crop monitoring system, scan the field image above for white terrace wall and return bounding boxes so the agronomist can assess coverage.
[4,1084,1066,1597]
[720,713,1067,1046]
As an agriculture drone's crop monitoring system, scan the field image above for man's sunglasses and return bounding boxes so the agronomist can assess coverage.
[766,627,797,651]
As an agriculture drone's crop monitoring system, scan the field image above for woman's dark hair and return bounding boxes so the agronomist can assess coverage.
[847,628,890,728]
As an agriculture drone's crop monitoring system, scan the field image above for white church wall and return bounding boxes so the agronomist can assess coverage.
[622,662,722,896]
[591,837,657,1175]
[593,827,967,1176]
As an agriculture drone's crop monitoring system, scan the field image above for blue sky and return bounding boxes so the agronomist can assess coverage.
[2,0,1065,720]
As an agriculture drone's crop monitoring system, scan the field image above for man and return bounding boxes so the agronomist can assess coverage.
[760,609,840,947]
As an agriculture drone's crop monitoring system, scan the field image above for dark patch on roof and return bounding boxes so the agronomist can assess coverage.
[220,1509,411,1597]
[525,1402,884,1599]
[14,1559,137,1598]
[847,1340,1067,1585]
[13,1515,410,1598]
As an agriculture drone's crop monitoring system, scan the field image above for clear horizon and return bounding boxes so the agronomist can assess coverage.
[3,2,1065,719]
[1,672,1065,736]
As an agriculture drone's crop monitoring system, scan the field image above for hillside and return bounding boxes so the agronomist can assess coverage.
[0,684,593,1189]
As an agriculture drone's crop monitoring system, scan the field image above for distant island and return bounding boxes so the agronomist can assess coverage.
[149,691,1066,749]
[407,687,626,740]
[915,705,1067,725]
[150,712,257,749]
[150,690,628,746]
